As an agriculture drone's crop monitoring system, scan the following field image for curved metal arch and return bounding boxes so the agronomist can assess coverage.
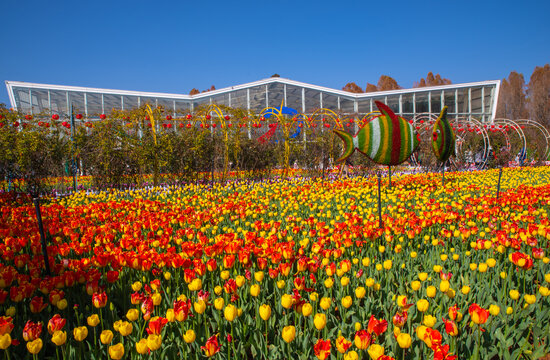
[513,118,550,160]
[491,119,527,159]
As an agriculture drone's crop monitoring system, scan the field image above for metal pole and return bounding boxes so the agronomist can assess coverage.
[388,166,392,189]
[70,104,77,192]
[496,167,503,199]
[33,198,51,276]
[442,161,446,186]
[377,172,383,228]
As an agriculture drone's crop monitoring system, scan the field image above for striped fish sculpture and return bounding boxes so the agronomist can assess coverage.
[334,101,419,165]
[431,106,455,162]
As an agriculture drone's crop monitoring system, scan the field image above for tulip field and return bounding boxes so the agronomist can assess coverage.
[1,166,550,360]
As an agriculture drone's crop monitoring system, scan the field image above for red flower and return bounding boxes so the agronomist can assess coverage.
[166,115,172,120]
[313,339,331,360]
[448,304,459,321]
[23,320,42,341]
[106,270,119,283]
[47,314,66,335]
[173,299,192,321]
[92,291,107,308]
[52,114,59,120]
[0,316,14,335]
[224,279,237,294]
[30,296,48,313]
[76,114,83,119]
[100,114,106,120]
[354,330,372,349]
[367,315,388,336]
[443,319,458,336]
[146,317,168,335]
[223,255,235,269]
[392,311,408,328]
[468,303,489,325]
[201,335,220,357]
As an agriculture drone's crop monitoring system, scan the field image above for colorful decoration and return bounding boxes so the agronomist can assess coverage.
[334,101,419,165]
[431,106,455,162]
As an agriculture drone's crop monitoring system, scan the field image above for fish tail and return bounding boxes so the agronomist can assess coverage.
[333,130,355,162]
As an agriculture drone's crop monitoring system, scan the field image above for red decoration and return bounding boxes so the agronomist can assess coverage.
[76,114,83,119]
[100,114,107,120]
[166,115,172,120]
[224,115,230,120]
[25,115,33,120]
[205,115,211,120]
[52,114,59,120]
[186,114,192,120]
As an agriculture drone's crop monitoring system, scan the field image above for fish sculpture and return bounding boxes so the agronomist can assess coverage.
[431,106,455,162]
[334,101,419,165]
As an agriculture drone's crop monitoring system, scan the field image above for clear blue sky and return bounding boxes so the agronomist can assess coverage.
[1,0,549,106]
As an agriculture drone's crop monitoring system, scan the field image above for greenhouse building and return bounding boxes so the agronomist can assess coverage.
[5,77,500,122]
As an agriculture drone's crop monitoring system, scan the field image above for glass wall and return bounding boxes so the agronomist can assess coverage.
[7,80,499,122]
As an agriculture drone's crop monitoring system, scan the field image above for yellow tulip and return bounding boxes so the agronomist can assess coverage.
[277,280,286,289]
[367,344,384,359]
[314,313,327,330]
[224,304,237,322]
[383,260,392,270]
[524,294,536,304]
[397,333,412,349]
[355,287,366,299]
[282,326,296,343]
[489,305,500,316]
[0,334,11,350]
[118,322,132,336]
[100,330,114,344]
[344,350,359,360]
[51,330,67,346]
[109,343,125,360]
[26,338,43,354]
[341,296,352,309]
[423,315,437,327]
[259,304,272,320]
[324,277,334,288]
[281,294,293,309]
[127,308,139,321]
[426,286,436,298]
[509,290,519,300]
[147,334,162,351]
[301,303,313,317]
[411,281,421,291]
[183,329,196,344]
[214,297,225,310]
[440,280,450,292]
[194,300,206,314]
[250,284,260,297]
[417,299,429,312]
[320,297,331,310]
[152,292,162,306]
[73,326,88,341]
[136,339,149,354]
[418,272,428,281]
[87,314,100,327]
[461,286,471,295]
[254,271,264,282]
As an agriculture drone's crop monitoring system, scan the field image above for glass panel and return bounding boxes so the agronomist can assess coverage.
[15,88,31,113]
[212,93,229,107]
[268,82,284,109]
[193,97,210,110]
[443,90,455,114]
[430,91,442,113]
[358,98,371,113]
[456,88,468,114]
[370,96,386,113]
[484,86,493,114]
[175,100,190,113]
[402,94,414,113]
[415,92,429,113]
[86,93,102,116]
[340,97,355,113]
[104,94,122,113]
[50,90,68,116]
[285,85,302,112]
[68,91,85,115]
[249,85,266,112]
[387,95,399,114]
[322,93,338,111]
[32,89,50,113]
[303,88,320,112]
[230,89,247,109]
[470,87,482,114]
[140,97,157,107]
[157,98,175,113]
[123,95,139,110]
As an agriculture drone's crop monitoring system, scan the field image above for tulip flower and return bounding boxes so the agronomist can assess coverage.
[109,343,124,360]
[282,326,296,343]
[26,338,43,354]
[314,339,331,360]
[183,329,196,343]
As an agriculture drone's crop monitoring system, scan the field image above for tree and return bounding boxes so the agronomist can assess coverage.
[202,85,216,93]
[189,88,199,95]
[365,83,378,93]
[496,71,528,119]
[271,74,280,77]
[414,72,451,87]
[342,82,363,93]
[377,75,401,91]
[527,64,550,127]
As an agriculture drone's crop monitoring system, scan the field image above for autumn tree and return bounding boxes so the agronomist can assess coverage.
[414,72,452,87]
[189,88,199,95]
[342,82,363,93]
[377,75,401,91]
[365,83,378,93]
[496,71,528,119]
[527,64,550,127]
[202,85,216,93]
[271,74,280,77]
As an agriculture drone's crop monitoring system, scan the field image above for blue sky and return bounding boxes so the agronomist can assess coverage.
[1,0,549,106]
